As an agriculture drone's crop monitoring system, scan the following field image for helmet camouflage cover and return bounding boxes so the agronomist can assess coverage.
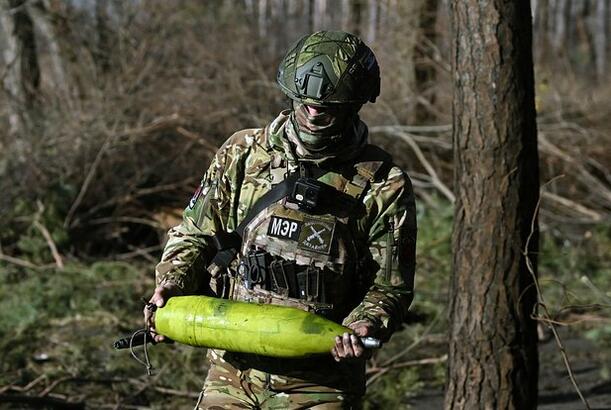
[277,31,381,106]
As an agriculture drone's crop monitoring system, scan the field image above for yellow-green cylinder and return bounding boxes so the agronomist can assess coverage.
[154,296,351,358]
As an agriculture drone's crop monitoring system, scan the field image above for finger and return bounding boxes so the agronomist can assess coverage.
[150,289,167,308]
[331,346,340,362]
[342,332,353,357]
[143,306,155,328]
[348,320,373,337]
[348,320,368,330]
[145,314,155,330]
[334,336,345,357]
[153,283,183,307]
[351,334,365,357]
[353,325,371,337]
[143,306,151,321]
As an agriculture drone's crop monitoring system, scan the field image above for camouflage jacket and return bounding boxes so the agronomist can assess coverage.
[155,111,416,341]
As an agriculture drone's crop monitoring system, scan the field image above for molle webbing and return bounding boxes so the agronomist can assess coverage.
[210,172,300,270]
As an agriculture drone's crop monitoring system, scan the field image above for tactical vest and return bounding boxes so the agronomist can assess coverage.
[211,142,390,322]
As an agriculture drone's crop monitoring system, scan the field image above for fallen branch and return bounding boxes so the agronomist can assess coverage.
[367,354,448,375]
[115,245,163,262]
[39,376,73,397]
[370,124,452,134]
[0,253,46,270]
[151,386,199,399]
[366,355,448,387]
[370,125,452,149]
[86,216,163,230]
[539,133,611,208]
[79,177,197,222]
[379,315,443,369]
[176,126,218,153]
[379,129,455,203]
[116,113,182,140]
[541,191,603,222]
[0,374,46,394]
[33,220,64,269]
[0,393,84,409]
[93,403,150,410]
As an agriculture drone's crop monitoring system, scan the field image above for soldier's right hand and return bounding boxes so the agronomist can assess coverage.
[143,281,183,343]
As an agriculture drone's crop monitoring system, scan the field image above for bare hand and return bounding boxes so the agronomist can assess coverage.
[331,320,375,362]
[143,281,182,343]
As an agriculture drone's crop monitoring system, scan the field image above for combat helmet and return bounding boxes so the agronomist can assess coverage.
[277,31,380,107]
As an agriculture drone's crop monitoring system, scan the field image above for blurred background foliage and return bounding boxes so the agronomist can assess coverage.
[0,0,609,408]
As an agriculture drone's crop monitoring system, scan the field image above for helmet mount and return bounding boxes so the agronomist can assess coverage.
[277,31,380,107]
[296,61,333,100]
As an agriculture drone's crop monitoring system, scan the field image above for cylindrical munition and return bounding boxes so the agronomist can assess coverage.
[154,296,380,358]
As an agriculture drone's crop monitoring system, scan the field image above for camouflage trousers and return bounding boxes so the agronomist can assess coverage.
[195,350,363,409]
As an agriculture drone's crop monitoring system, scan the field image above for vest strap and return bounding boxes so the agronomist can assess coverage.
[210,172,300,270]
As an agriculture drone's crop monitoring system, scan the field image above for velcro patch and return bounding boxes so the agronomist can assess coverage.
[188,183,203,209]
[267,216,301,241]
[298,217,336,254]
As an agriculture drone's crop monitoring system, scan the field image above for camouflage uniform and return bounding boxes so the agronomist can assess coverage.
[155,31,416,410]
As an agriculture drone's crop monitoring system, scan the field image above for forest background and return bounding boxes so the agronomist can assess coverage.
[0,1,609,409]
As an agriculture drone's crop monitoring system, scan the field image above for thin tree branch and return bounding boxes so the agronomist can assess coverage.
[380,129,455,203]
[63,132,114,228]
[0,253,44,270]
[541,191,603,222]
[523,176,591,410]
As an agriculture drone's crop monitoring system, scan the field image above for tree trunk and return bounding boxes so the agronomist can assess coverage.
[413,0,439,123]
[26,0,71,99]
[307,0,314,33]
[0,0,40,142]
[340,0,349,30]
[572,0,595,77]
[94,0,111,74]
[552,0,569,56]
[312,0,327,31]
[366,0,378,43]
[533,0,550,63]
[349,0,363,37]
[445,0,540,409]
[594,0,608,80]
[258,0,267,38]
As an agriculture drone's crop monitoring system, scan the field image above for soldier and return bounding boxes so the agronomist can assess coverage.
[144,31,416,409]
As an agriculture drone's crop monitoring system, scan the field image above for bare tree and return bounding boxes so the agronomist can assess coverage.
[445,0,540,408]
[366,0,378,43]
[312,0,327,31]
[340,0,352,31]
[594,0,608,80]
[533,0,551,62]
[0,0,40,144]
[94,0,111,74]
[413,0,439,123]
[258,0,267,38]
[552,0,569,56]
[25,0,71,100]
[349,0,364,37]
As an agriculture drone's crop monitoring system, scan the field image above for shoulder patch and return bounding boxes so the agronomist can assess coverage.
[188,182,204,209]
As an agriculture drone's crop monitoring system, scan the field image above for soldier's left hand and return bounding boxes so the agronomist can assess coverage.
[331,320,375,362]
